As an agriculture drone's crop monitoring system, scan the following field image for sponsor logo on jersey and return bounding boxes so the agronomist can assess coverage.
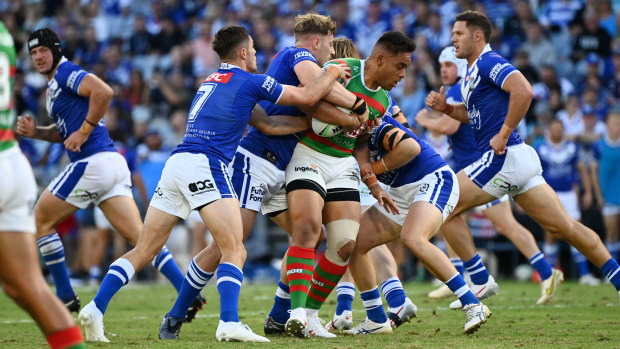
[67,70,84,89]
[262,76,276,92]
[468,106,481,130]
[489,62,511,83]
[205,72,233,83]
[294,50,315,61]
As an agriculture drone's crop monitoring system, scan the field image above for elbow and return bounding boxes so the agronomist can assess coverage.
[101,85,114,103]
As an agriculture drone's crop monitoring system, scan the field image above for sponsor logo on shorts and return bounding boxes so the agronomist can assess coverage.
[188,179,215,194]
[294,164,318,174]
[419,183,430,193]
[492,177,518,192]
[73,189,99,201]
[249,186,266,202]
[155,186,164,197]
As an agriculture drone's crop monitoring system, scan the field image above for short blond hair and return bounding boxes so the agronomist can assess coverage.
[332,37,359,59]
[294,13,336,39]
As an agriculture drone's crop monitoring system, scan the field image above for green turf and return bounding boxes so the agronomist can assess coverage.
[1,280,619,348]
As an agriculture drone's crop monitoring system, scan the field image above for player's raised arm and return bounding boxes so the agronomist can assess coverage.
[490,71,533,154]
[415,108,460,135]
[425,86,469,123]
[248,104,310,135]
[276,64,345,107]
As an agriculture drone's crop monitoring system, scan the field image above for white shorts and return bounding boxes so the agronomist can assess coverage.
[0,145,36,233]
[602,204,620,217]
[374,165,459,226]
[286,143,360,200]
[359,182,377,207]
[229,147,287,215]
[556,190,581,221]
[465,143,546,199]
[48,151,132,209]
[150,153,236,219]
[93,206,112,230]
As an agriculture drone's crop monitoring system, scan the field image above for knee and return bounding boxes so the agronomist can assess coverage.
[545,219,575,239]
[325,219,359,264]
[336,240,356,261]
[400,234,426,255]
[292,220,321,244]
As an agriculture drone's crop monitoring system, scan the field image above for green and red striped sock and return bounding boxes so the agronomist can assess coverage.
[286,246,315,309]
[306,253,348,310]
[46,326,86,349]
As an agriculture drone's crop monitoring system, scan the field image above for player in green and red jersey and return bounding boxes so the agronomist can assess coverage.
[0,21,86,349]
[283,31,416,338]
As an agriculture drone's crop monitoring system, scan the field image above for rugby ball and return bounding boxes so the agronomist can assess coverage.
[311,106,350,137]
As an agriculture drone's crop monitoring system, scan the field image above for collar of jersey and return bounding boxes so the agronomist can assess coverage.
[467,44,492,71]
[220,62,242,70]
[359,60,380,93]
[48,56,68,84]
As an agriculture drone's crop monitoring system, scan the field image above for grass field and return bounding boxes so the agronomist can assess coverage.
[1,280,619,348]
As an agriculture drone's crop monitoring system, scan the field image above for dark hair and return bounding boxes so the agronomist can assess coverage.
[374,31,416,55]
[455,10,492,42]
[212,25,250,60]
[28,28,62,73]
[294,13,336,38]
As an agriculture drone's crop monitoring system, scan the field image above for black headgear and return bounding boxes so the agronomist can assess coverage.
[28,28,62,74]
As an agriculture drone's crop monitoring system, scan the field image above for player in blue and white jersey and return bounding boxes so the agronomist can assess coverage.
[537,119,601,286]
[418,46,556,304]
[344,114,491,335]
[426,10,620,305]
[592,111,620,275]
[17,28,190,328]
[79,25,345,343]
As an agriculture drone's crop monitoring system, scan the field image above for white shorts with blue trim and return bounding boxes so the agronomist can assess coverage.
[464,143,546,199]
[374,165,459,226]
[229,147,287,215]
[473,194,510,213]
[0,145,36,233]
[48,151,132,209]
[150,152,236,219]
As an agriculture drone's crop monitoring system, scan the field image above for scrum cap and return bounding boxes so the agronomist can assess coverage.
[28,28,62,73]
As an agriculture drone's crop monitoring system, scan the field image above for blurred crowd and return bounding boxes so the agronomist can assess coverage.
[3,0,620,281]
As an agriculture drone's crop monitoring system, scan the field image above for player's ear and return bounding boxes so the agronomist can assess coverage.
[313,36,320,51]
[240,46,247,60]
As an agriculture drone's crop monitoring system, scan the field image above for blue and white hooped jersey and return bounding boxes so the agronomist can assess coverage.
[593,136,620,206]
[240,46,317,170]
[173,63,284,164]
[535,140,579,192]
[369,114,446,187]
[46,58,115,162]
[445,80,479,172]
[460,45,523,153]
